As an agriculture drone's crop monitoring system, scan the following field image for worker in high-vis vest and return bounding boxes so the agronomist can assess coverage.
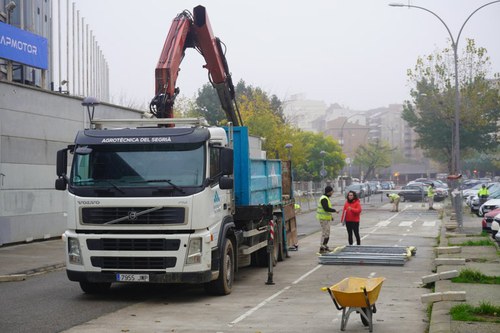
[316,185,338,253]
[478,184,489,205]
[427,183,436,210]
[386,192,400,212]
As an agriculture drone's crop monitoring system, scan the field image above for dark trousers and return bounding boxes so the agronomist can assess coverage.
[345,221,360,245]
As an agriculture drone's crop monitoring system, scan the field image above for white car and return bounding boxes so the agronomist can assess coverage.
[478,198,500,217]
[490,220,500,244]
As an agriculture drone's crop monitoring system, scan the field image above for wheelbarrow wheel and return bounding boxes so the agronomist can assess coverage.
[360,308,369,327]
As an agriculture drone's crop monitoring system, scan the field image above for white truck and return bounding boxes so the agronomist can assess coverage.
[55,5,297,295]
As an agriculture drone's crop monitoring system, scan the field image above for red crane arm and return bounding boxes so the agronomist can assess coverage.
[150,6,242,126]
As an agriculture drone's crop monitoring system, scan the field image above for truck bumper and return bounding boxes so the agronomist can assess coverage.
[67,269,213,284]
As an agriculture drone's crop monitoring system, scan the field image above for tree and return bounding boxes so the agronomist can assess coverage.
[403,39,500,173]
[188,83,227,125]
[191,80,344,181]
[353,140,392,181]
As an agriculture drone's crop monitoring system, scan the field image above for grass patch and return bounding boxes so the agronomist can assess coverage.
[450,302,500,323]
[457,239,494,246]
[451,268,500,284]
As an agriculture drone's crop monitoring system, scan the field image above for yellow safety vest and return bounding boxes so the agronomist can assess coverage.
[427,186,435,198]
[478,187,489,197]
[316,195,332,220]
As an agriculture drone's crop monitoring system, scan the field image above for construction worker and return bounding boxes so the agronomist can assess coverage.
[316,185,337,253]
[478,184,489,205]
[427,183,435,210]
[386,192,400,212]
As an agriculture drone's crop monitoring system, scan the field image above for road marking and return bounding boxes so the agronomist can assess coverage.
[376,220,391,227]
[229,286,291,326]
[423,221,436,227]
[293,264,322,284]
[399,221,413,227]
[230,264,323,326]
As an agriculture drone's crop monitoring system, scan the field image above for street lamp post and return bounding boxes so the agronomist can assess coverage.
[389,0,500,176]
[285,143,293,161]
[319,150,327,190]
[5,1,17,82]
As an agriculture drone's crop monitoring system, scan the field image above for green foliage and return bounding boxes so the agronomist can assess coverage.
[403,39,500,173]
[450,302,500,322]
[191,83,227,125]
[353,140,393,180]
[451,268,500,284]
[191,80,344,181]
[457,239,495,247]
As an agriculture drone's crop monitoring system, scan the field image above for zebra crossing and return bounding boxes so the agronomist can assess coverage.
[375,220,437,227]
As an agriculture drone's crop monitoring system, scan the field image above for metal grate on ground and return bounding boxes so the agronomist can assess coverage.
[318,245,416,266]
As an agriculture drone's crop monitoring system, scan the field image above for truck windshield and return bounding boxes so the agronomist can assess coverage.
[71,143,205,188]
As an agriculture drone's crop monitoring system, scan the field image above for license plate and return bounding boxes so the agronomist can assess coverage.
[116,273,149,282]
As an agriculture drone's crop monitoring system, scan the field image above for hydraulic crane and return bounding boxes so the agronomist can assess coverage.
[149,5,243,126]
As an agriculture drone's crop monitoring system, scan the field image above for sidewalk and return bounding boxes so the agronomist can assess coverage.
[1,203,498,333]
[0,237,65,281]
[429,209,500,333]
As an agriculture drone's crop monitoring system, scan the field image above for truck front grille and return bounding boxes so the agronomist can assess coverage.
[91,256,176,269]
[81,207,185,225]
[87,238,181,251]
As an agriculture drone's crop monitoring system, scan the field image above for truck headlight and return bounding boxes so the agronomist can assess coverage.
[186,238,202,264]
[68,237,83,265]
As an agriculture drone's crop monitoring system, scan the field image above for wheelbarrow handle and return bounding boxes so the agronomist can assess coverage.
[362,287,372,308]
[326,288,344,311]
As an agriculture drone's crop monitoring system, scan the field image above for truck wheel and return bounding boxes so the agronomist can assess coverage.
[79,281,111,294]
[204,238,234,295]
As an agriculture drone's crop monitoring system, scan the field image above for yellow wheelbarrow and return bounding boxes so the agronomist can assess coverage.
[322,277,385,332]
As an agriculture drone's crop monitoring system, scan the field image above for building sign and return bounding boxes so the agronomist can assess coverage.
[0,22,48,69]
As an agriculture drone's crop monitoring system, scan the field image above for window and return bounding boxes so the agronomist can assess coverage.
[210,147,221,179]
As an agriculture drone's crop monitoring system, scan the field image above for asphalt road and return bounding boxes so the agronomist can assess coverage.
[0,198,441,333]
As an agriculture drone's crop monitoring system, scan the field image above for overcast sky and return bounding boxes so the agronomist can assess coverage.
[68,0,500,111]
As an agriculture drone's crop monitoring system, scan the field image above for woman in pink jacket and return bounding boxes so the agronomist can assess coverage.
[341,190,363,245]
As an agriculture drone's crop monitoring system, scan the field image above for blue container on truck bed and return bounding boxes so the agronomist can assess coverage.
[227,127,282,206]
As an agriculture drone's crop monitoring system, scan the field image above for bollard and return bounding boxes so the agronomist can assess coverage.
[266,219,275,285]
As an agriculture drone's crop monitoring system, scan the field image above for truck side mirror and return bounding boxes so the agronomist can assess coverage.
[56,148,68,177]
[55,148,69,190]
[220,148,233,175]
[219,176,233,190]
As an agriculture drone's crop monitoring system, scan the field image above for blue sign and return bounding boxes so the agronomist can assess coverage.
[0,22,48,69]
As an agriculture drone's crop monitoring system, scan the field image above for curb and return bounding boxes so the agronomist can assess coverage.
[0,263,65,282]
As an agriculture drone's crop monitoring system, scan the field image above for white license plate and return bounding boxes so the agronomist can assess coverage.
[116,273,149,282]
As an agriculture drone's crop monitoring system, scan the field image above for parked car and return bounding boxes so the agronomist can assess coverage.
[470,188,500,215]
[368,181,382,194]
[380,181,391,190]
[491,220,500,244]
[398,185,426,202]
[478,198,500,217]
[344,183,365,198]
[463,183,486,202]
[403,182,447,202]
[481,208,500,233]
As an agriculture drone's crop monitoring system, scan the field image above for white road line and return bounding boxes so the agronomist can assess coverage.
[229,286,291,326]
[229,264,324,326]
[423,221,436,227]
[399,221,413,227]
[293,264,322,284]
[376,220,391,227]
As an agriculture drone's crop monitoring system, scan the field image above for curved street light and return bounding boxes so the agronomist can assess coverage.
[389,0,500,175]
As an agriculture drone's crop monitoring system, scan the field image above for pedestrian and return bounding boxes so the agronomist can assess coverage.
[478,184,489,205]
[386,193,400,212]
[316,185,337,253]
[341,190,362,245]
[427,183,435,210]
